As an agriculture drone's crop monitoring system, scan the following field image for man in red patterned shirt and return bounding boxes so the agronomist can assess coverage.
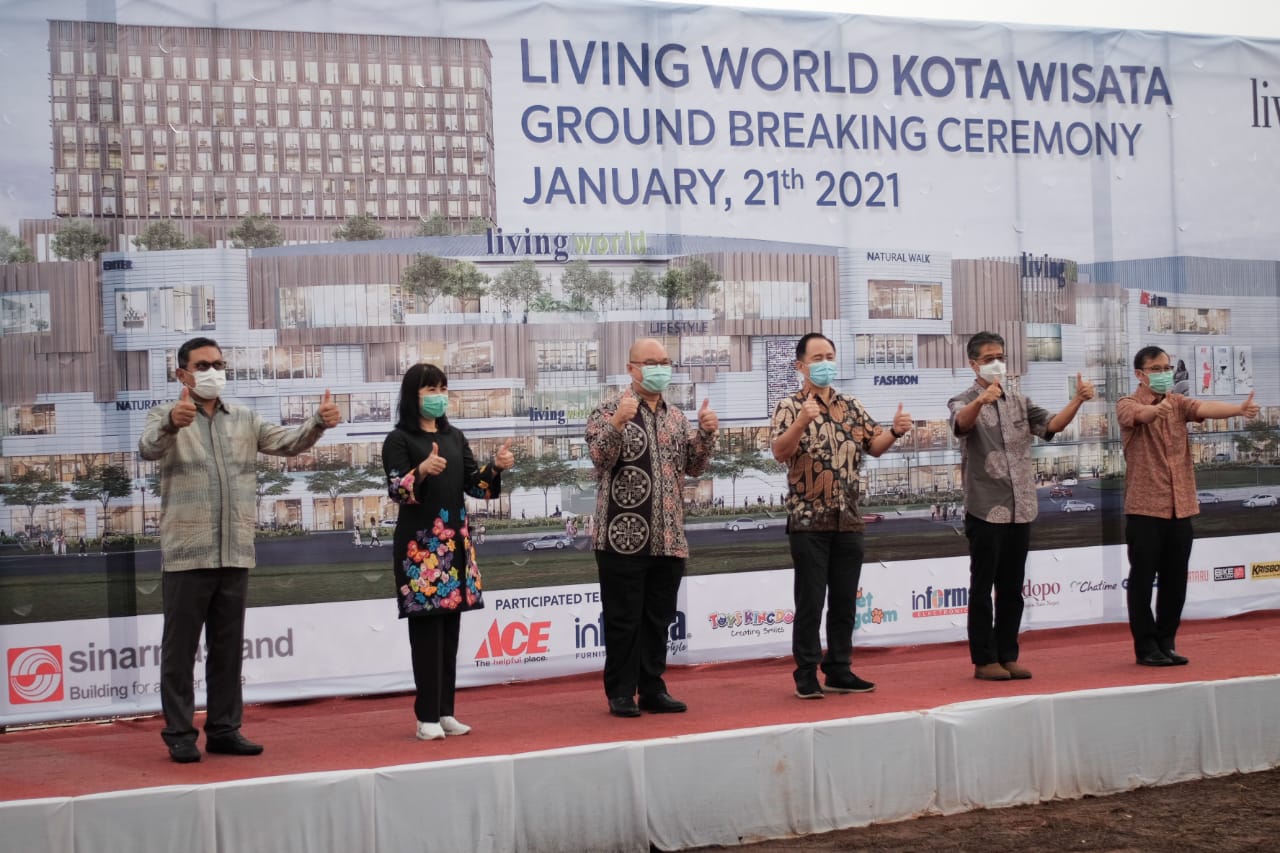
[1118,345,1259,666]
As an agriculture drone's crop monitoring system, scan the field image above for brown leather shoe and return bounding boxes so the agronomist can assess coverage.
[1000,661,1032,679]
[974,663,1011,681]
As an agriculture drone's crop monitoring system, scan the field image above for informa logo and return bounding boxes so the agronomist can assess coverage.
[853,587,898,630]
[1214,565,1247,582]
[474,620,551,666]
[911,585,968,618]
[1250,561,1280,581]
[8,645,64,704]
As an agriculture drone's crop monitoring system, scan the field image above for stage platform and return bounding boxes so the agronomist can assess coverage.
[3,612,1279,852]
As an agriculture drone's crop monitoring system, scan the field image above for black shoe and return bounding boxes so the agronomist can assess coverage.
[167,741,202,764]
[608,696,642,718]
[1162,649,1190,665]
[795,675,824,700]
[823,672,876,694]
[638,692,687,713]
[1136,650,1176,667]
[205,732,264,755]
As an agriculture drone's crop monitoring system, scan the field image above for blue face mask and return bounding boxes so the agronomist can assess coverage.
[807,361,838,388]
[420,393,447,418]
[639,364,672,393]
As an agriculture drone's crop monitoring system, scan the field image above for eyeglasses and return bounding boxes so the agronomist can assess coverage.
[975,355,1005,365]
[630,360,673,368]
[185,360,227,372]
[1142,365,1175,374]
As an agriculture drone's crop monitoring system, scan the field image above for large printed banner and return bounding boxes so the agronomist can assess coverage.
[6,534,1280,725]
[2,0,1280,725]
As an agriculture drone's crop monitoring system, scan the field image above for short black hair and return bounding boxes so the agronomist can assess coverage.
[1133,346,1167,371]
[966,331,1005,361]
[395,362,451,433]
[177,336,221,369]
[795,333,835,361]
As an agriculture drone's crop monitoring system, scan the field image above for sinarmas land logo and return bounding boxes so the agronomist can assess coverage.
[7,646,64,704]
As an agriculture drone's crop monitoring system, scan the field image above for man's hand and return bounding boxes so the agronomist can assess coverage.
[1152,394,1175,420]
[317,389,341,428]
[891,402,912,437]
[698,398,718,432]
[494,438,515,471]
[418,442,447,477]
[799,393,822,424]
[169,386,197,430]
[611,389,639,429]
[1240,390,1260,419]
[1074,372,1096,402]
[977,377,1003,406]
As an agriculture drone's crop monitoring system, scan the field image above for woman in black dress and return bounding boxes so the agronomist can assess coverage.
[383,363,514,740]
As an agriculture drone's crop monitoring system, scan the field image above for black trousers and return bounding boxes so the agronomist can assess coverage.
[1125,514,1194,657]
[964,515,1030,666]
[594,550,684,699]
[407,612,462,723]
[160,567,249,746]
[788,531,864,682]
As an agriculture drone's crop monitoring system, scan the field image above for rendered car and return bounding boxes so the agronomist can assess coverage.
[1196,492,1221,504]
[522,533,574,551]
[1049,486,1073,498]
[1059,477,1079,487]
[725,517,766,531]
[1061,499,1096,512]
[862,513,885,523]
[1243,494,1278,508]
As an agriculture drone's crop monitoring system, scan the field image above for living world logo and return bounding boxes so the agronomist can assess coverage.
[485,227,648,263]
[1214,565,1247,582]
[1250,561,1280,581]
[8,645,64,704]
[707,607,793,638]
[474,619,551,666]
[852,587,897,631]
[911,585,968,618]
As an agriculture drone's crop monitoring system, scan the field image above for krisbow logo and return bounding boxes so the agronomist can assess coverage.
[1250,561,1280,581]
[8,645,64,704]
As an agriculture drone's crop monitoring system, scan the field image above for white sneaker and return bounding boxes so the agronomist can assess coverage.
[415,721,445,741]
[440,716,471,736]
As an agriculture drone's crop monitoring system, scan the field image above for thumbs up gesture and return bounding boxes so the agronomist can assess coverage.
[1240,390,1260,419]
[1074,372,1096,402]
[418,441,448,477]
[697,398,718,432]
[170,385,197,430]
[611,389,640,429]
[891,402,912,437]
[799,393,822,424]
[494,438,515,471]
[317,389,341,428]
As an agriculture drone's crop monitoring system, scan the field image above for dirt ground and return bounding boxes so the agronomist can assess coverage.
[687,767,1280,852]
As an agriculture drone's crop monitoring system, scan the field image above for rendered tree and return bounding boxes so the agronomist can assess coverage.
[501,452,580,517]
[0,227,36,263]
[465,217,492,235]
[229,213,284,249]
[400,254,452,309]
[255,461,293,525]
[445,261,490,311]
[134,220,190,251]
[625,266,657,305]
[51,220,110,261]
[415,213,451,236]
[682,258,721,308]
[69,464,133,536]
[0,470,68,534]
[489,259,545,312]
[304,464,383,529]
[333,212,385,241]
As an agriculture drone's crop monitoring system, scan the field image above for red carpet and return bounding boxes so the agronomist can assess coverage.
[3,611,1278,802]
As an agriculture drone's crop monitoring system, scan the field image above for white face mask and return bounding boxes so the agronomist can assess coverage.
[978,359,1007,383]
[192,368,226,399]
